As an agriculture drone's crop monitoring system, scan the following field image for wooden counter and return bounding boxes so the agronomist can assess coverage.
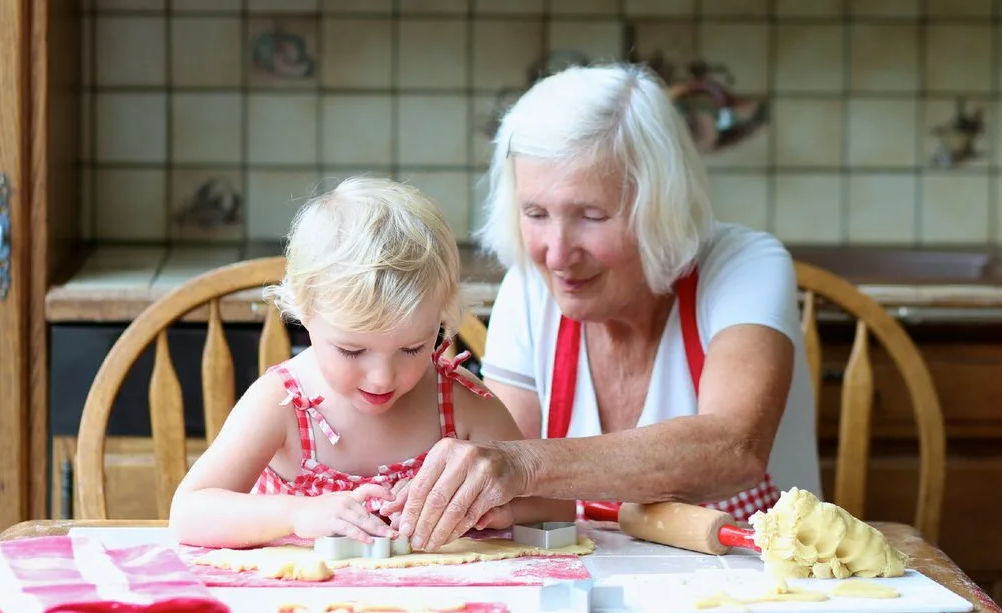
[42,244,1002,323]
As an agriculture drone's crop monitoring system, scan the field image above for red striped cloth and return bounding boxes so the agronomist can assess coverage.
[0,536,229,613]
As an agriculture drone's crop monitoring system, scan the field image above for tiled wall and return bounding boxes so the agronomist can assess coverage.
[82,0,1001,246]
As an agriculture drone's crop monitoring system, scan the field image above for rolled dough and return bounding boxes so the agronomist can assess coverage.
[193,535,596,582]
[748,487,909,580]
[832,578,901,598]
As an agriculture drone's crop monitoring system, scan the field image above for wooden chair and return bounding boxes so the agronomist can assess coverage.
[457,265,946,542]
[76,256,492,520]
[796,261,945,544]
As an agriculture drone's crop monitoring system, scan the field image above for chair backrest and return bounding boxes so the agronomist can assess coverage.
[795,261,945,543]
[76,257,290,520]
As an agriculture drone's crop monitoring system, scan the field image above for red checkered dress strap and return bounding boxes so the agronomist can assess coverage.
[268,364,341,461]
[432,339,493,438]
[702,473,782,522]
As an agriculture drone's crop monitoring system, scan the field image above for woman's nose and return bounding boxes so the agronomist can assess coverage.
[544,225,577,270]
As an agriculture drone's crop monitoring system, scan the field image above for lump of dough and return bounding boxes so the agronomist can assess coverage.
[748,487,909,580]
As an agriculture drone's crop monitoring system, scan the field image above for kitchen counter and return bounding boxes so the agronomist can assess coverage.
[43,243,1002,323]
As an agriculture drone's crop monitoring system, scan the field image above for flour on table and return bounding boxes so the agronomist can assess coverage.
[193,535,596,582]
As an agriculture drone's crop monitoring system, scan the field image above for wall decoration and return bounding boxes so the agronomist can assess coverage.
[175,176,242,229]
[249,22,315,81]
[930,98,984,168]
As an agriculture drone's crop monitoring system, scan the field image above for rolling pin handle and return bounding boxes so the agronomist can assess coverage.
[717,523,760,552]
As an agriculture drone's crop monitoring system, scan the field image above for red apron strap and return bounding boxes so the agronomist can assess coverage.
[547,316,582,439]
[547,267,703,440]
[675,267,704,393]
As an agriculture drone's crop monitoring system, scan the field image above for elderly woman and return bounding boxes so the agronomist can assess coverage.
[396,63,821,552]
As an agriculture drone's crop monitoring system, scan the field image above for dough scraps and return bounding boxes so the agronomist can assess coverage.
[832,578,901,598]
[279,602,470,612]
[193,535,596,582]
[747,487,909,580]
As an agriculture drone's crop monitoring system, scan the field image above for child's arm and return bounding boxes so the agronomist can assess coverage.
[168,372,395,549]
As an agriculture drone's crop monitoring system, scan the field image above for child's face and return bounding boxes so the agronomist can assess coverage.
[305,299,443,415]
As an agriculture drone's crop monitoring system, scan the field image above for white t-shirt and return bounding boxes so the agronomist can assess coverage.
[481,222,823,498]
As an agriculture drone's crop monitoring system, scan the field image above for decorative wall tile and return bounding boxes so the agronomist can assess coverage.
[849,24,919,93]
[923,97,991,168]
[397,95,469,166]
[246,170,321,240]
[320,19,393,88]
[169,168,244,242]
[95,17,166,86]
[171,94,243,164]
[773,99,844,167]
[472,20,544,90]
[924,25,992,93]
[399,171,472,240]
[94,169,167,241]
[247,18,319,88]
[703,127,770,169]
[774,24,845,93]
[773,174,843,244]
[398,20,468,89]
[321,95,394,166]
[847,174,916,244]
[921,174,990,244]
[171,17,243,87]
[699,22,769,93]
[632,21,697,68]
[707,173,769,231]
[247,94,319,165]
[95,93,167,163]
[847,99,918,168]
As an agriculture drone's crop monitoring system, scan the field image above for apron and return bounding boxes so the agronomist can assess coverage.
[546,267,781,522]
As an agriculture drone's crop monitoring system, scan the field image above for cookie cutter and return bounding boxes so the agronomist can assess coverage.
[539,578,625,613]
[313,535,411,561]
[512,521,577,550]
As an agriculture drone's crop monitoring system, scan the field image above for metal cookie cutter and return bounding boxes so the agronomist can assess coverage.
[313,535,411,561]
[512,521,578,550]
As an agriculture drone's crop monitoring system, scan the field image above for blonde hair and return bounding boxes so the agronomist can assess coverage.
[264,176,464,336]
[476,62,715,294]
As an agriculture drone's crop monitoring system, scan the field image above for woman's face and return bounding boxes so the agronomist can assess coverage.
[514,157,648,322]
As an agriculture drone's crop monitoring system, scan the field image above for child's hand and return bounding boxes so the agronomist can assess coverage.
[472,503,515,532]
[291,484,396,542]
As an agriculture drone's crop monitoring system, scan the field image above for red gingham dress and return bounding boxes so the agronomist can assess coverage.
[250,339,493,512]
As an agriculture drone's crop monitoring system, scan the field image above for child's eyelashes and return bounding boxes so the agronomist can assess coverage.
[336,346,363,359]
[334,345,426,358]
[402,345,425,356]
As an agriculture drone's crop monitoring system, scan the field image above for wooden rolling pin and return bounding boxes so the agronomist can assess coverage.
[617,501,761,555]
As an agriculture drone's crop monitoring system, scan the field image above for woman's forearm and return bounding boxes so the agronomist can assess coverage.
[515,414,768,504]
[169,489,301,548]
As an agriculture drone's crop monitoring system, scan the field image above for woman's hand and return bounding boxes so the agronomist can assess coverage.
[291,484,397,542]
[397,438,534,551]
[378,479,412,529]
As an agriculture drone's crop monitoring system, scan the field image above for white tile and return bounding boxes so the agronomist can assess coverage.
[169,169,244,242]
[171,94,243,164]
[926,0,990,17]
[707,173,768,231]
[321,18,393,88]
[700,0,769,17]
[398,171,471,241]
[775,0,843,17]
[473,0,542,13]
[95,16,165,86]
[472,19,544,90]
[847,174,916,244]
[774,24,844,93]
[171,17,243,87]
[397,96,469,166]
[94,169,167,241]
[398,20,469,89]
[469,170,490,238]
[774,174,843,244]
[847,99,918,168]
[624,0,695,16]
[95,93,167,163]
[699,22,769,93]
[322,0,393,13]
[172,0,242,11]
[547,20,622,64]
[773,98,843,168]
[248,0,318,12]
[247,94,319,166]
[399,0,469,14]
[247,18,319,88]
[321,95,394,166]
[921,174,990,244]
[95,0,164,10]
[550,0,618,15]
[849,0,920,17]
[924,25,992,94]
[632,21,697,68]
[472,93,515,165]
[849,24,919,93]
[246,170,321,240]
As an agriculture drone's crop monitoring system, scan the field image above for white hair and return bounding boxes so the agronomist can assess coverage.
[476,62,715,294]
